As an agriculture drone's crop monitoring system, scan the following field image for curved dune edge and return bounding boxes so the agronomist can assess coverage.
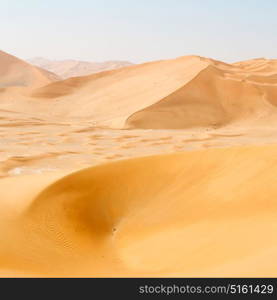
[126,62,277,129]
[1,145,277,277]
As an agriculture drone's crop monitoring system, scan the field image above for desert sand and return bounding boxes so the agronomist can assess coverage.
[0,50,277,277]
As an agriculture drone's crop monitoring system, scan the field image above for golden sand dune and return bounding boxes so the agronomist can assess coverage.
[1,145,277,277]
[0,54,276,129]
[126,58,277,128]
[0,50,60,89]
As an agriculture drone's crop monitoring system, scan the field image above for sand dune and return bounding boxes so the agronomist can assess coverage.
[27,57,134,79]
[0,145,277,277]
[0,54,276,129]
[0,50,60,89]
[27,56,209,127]
[1,50,277,277]
[126,58,277,128]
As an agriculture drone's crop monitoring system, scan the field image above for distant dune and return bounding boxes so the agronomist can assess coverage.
[1,145,277,277]
[27,57,134,79]
[0,50,60,89]
[0,53,277,129]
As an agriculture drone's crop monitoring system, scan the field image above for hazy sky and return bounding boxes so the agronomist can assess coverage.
[1,0,277,63]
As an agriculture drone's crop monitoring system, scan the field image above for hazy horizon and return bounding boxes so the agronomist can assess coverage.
[1,0,277,64]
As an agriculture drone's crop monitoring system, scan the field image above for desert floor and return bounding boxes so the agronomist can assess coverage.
[0,115,276,178]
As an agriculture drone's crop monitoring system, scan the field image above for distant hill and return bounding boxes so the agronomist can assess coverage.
[27,57,134,79]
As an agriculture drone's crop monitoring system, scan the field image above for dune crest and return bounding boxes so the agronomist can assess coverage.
[126,58,277,129]
[1,145,277,277]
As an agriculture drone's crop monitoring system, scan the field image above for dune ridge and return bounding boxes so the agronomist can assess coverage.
[0,54,276,129]
[126,57,277,128]
[1,145,277,277]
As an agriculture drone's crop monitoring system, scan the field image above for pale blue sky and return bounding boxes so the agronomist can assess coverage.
[1,0,276,63]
